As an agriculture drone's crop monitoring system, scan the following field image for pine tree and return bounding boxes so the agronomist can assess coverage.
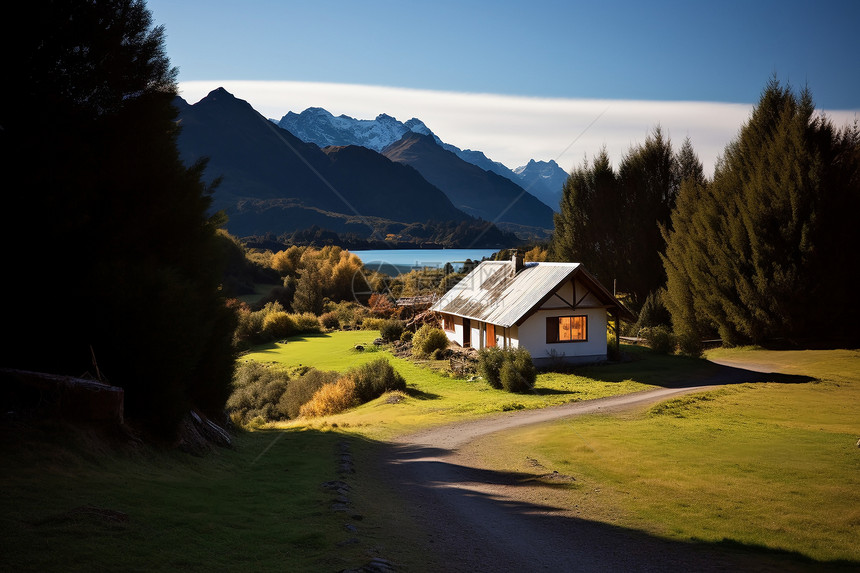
[550,148,621,286]
[551,128,690,305]
[662,78,860,344]
[616,126,681,303]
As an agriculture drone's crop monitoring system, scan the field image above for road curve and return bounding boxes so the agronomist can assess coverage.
[370,383,796,572]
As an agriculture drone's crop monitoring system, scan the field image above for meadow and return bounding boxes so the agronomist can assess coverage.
[460,347,860,564]
[2,334,857,570]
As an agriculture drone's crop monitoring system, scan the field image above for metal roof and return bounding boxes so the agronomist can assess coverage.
[430,260,634,327]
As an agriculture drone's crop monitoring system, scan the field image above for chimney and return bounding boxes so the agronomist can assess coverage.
[512,250,524,274]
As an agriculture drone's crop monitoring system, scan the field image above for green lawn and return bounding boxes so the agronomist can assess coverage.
[252,332,712,439]
[461,347,860,563]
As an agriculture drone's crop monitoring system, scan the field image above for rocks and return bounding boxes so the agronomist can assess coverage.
[325,441,399,572]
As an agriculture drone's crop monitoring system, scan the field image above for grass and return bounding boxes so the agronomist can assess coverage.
[459,347,860,563]
[0,422,366,572]
[6,334,855,570]
[252,333,707,439]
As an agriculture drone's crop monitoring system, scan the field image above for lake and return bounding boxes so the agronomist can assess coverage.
[351,248,502,275]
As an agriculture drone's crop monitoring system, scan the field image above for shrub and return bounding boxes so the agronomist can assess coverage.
[226,362,291,424]
[279,368,339,419]
[478,347,536,392]
[400,330,413,343]
[644,326,675,354]
[506,347,537,391]
[299,377,358,418]
[476,346,506,389]
[379,319,406,342]
[291,312,322,334]
[360,317,387,332]
[412,324,449,358]
[261,311,296,340]
[319,311,340,330]
[636,289,671,330]
[676,330,704,358]
[349,358,407,403]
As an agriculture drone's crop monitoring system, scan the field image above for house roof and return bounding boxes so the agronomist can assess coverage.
[430,260,635,328]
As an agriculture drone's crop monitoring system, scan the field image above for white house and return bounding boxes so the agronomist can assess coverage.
[430,253,634,366]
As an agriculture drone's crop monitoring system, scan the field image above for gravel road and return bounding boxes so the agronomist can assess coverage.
[369,365,815,572]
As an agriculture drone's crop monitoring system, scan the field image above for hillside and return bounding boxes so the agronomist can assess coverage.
[175,88,512,245]
[382,133,555,233]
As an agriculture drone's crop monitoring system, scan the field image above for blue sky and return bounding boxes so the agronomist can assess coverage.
[148,0,859,174]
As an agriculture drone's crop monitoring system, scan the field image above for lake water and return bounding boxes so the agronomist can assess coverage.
[351,248,501,275]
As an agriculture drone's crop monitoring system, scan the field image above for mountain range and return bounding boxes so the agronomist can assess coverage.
[174,88,558,247]
[276,107,567,211]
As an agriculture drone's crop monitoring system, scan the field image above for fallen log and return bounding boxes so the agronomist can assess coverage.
[1,368,124,425]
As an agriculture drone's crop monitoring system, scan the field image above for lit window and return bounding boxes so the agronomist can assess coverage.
[546,316,587,343]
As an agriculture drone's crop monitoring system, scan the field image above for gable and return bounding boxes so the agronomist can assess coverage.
[431,260,634,328]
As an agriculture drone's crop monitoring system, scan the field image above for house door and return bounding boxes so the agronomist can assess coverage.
[463,319,471,347]
[486,324,496,347]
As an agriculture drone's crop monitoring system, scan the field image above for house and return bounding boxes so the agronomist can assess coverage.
[430,253,635,366]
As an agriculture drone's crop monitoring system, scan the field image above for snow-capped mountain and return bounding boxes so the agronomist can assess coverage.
[275,108,437,153]
[273,107,567,211]
[512,159,569,212]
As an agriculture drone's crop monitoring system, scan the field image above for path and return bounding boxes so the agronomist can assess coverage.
[370,365,807,572]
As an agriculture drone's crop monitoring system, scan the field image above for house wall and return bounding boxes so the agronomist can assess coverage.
[519,307,607,366]
[440,277,609,365]
[442,314,465,346]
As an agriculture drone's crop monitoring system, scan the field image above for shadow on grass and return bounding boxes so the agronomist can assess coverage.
[544,345,817,389]
[405,387,442,400]
[361,435,858,572]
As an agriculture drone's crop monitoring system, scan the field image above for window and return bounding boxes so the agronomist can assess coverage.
[546,316,587,343]
[442,314,455,332]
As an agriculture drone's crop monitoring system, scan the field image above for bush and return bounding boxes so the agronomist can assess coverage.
[319,311,340,330]
[676,330,704,358]
[502,347,537,392]
[279,368,339,419]
[299,377,358,418]
[360,317,387,332]
[400,330,413,343]
[349,358,407,403]
[478,347,536,392]
[261,311,296,340]
[412,324,449,358]
[227,362,291,424]
[379,319,406,342]
[476,346,506,389]
[636,289,671,330]
[291,312,322,334]
[644,326,675,354]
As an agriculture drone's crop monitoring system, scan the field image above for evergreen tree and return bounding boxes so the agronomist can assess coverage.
[616,127,682,303]
[550,148,621,286]
[662,78,860,344]
[1,0,236,434]
[551,128,691,304]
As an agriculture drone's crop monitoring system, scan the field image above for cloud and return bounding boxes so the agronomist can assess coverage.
[177,80,858,178]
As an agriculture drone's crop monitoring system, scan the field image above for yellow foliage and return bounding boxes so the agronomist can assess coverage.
[524,245,548,262]
[299,377,359,418]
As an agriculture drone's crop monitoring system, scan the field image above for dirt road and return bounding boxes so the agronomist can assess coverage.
[370,371,811,572]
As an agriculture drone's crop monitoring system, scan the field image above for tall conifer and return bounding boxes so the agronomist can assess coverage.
[662,78,860,344]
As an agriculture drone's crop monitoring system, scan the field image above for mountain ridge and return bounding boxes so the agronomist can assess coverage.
[174,88,516,246]
[381,132,555,234]
[275,107,567,210]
